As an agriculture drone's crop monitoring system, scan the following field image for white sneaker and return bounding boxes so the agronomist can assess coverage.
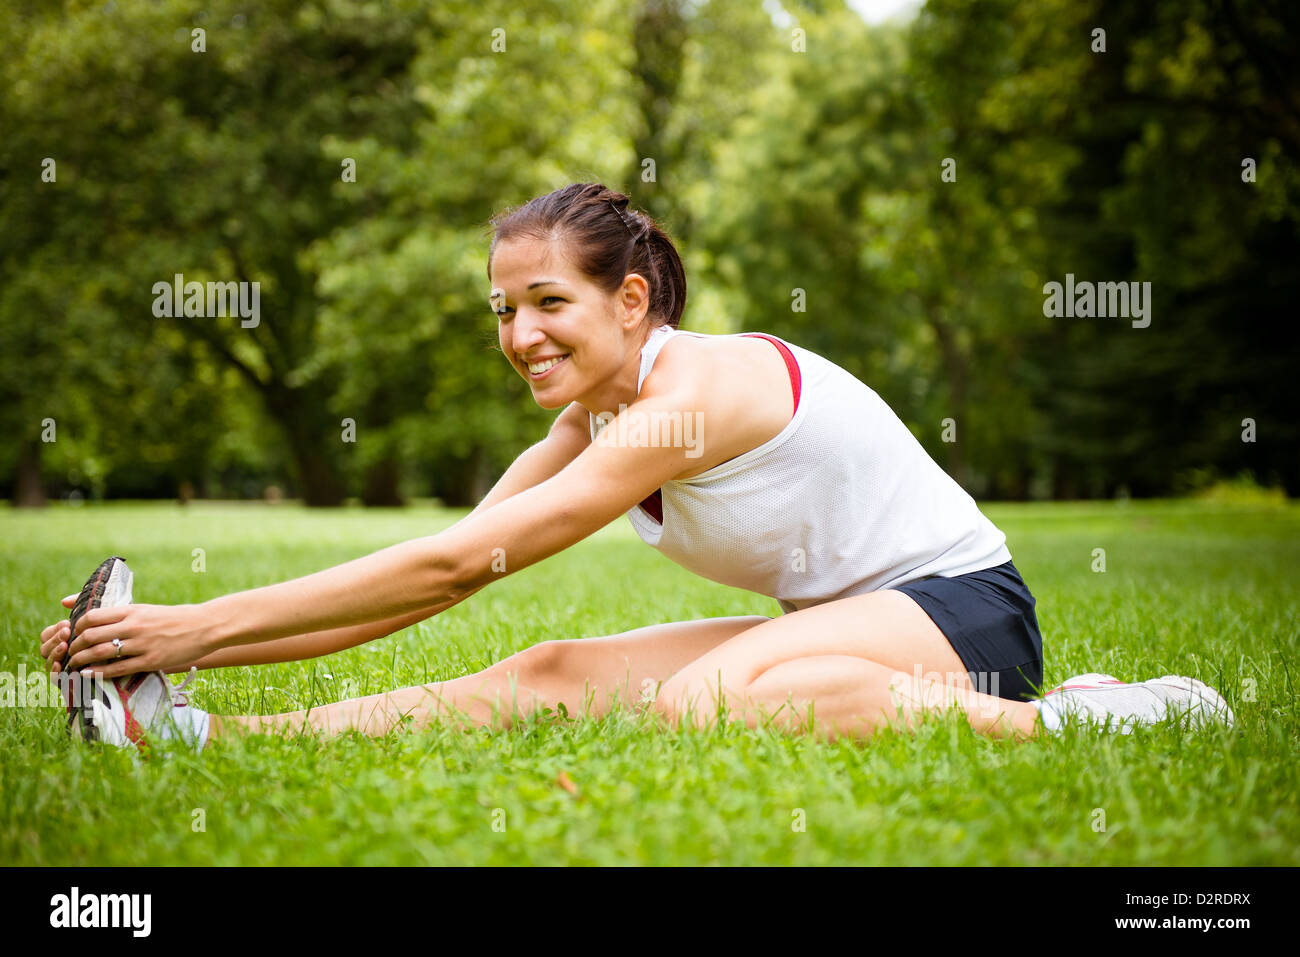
[60,556,208,752]
[87,668,207,753]
[1041,672,1235,733]
[61,556,135,739]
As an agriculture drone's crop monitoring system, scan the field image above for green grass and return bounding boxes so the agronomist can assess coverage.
[2,499,1297,865]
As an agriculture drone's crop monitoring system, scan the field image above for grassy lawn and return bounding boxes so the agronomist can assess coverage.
[1,499,1296,865]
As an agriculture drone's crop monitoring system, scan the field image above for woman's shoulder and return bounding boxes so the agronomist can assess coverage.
[647,327,790,371]
[639,327,712,393]
[640,327,799,478]
[641,328,755,394]
[643,327,793,390]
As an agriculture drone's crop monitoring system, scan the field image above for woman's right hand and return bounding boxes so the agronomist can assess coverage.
[38,594,79,677]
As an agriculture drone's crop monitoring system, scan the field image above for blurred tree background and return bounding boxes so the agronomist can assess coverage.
[1,0,1295,507]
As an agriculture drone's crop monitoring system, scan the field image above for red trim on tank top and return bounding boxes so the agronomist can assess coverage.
[636,332,801,524]
[639,490,663,523]
[739,332,801,415]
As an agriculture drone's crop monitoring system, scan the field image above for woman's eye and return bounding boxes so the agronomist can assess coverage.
[494,296,564,318]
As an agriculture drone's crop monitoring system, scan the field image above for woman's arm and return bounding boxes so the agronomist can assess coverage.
[66,383,705,677]
[199,388,695,645]
[460,401,591,519]
[163,405,588,673]
[195,402,594,651]
[167,584,488,673]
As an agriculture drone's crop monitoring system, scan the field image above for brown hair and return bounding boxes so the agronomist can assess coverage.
[486,183,686,329]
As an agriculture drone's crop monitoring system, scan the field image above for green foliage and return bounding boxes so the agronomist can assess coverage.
[909,0,1300,496]
[1,0,1295,503]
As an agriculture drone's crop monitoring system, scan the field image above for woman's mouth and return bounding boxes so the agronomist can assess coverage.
[526,354,569,380]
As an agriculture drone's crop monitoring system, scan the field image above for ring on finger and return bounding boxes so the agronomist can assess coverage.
[112,637,123,660]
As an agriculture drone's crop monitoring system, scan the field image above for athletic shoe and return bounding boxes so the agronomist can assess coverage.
[60,556,134,740]
[1039,672,1235,733]
[59,556,210,752]
[1044,672,1126,696]
[86,668,208,754]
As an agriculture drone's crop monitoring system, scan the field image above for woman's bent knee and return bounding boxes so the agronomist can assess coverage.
[490,640,562,684]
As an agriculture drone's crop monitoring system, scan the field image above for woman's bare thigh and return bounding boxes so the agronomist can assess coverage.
[540,614,774,708]
[656,589,972,715]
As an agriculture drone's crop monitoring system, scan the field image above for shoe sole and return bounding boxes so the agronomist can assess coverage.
[61,557,133,743]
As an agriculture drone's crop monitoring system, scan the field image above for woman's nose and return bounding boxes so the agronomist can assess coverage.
[510,308,547,353]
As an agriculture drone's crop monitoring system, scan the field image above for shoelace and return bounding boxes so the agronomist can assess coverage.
[169,666,199,707]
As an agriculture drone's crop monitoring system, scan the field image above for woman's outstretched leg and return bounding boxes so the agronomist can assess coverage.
[213,643,562,738]
[209,614,772,740]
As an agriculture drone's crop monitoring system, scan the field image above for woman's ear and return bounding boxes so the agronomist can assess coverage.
[617,273,651,330]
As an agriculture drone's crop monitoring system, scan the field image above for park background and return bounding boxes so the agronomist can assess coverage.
[2,0,1296,509]
[2,0,1298,867]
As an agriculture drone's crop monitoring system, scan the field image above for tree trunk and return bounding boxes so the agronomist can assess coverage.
[626,0,689,229]
[470,446,493,503]
[436,447,495,507]
[1011,465,1031,501]
[1052,454,1078,500]
[13,439,46,507]
[361,453,405,507]
[273,387,348,507]
[288,437,348,506]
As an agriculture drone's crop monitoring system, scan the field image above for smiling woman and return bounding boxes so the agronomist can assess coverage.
[485,185,685,414]
[38,182,1235,753]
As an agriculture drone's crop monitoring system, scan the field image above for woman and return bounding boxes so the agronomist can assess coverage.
[39,183,1233,751]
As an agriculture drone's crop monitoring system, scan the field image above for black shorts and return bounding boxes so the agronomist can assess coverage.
[889,559,1044,702]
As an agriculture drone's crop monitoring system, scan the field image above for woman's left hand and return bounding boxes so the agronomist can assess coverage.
[65,603,213,678]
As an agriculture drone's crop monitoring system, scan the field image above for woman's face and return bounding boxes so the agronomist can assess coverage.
[490,237,649,412]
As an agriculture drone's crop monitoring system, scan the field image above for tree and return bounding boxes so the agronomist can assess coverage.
[0,0,431,504]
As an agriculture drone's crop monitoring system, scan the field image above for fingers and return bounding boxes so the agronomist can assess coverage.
[71,604,130,638]
[40,630,66,662]
[68,606,131,659]
[45,642,68,676]
[40,621,71,676]
[67,642,145,679]
[41,600,132,678]
[42,594,78,675]
[69,660,132,680]
[69,625,129,660]
[65,639,117,673]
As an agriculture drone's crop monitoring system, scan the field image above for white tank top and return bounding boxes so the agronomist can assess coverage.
[588,324,1012,614]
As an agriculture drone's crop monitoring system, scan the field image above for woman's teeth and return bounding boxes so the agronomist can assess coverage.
[528,355,568,375]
